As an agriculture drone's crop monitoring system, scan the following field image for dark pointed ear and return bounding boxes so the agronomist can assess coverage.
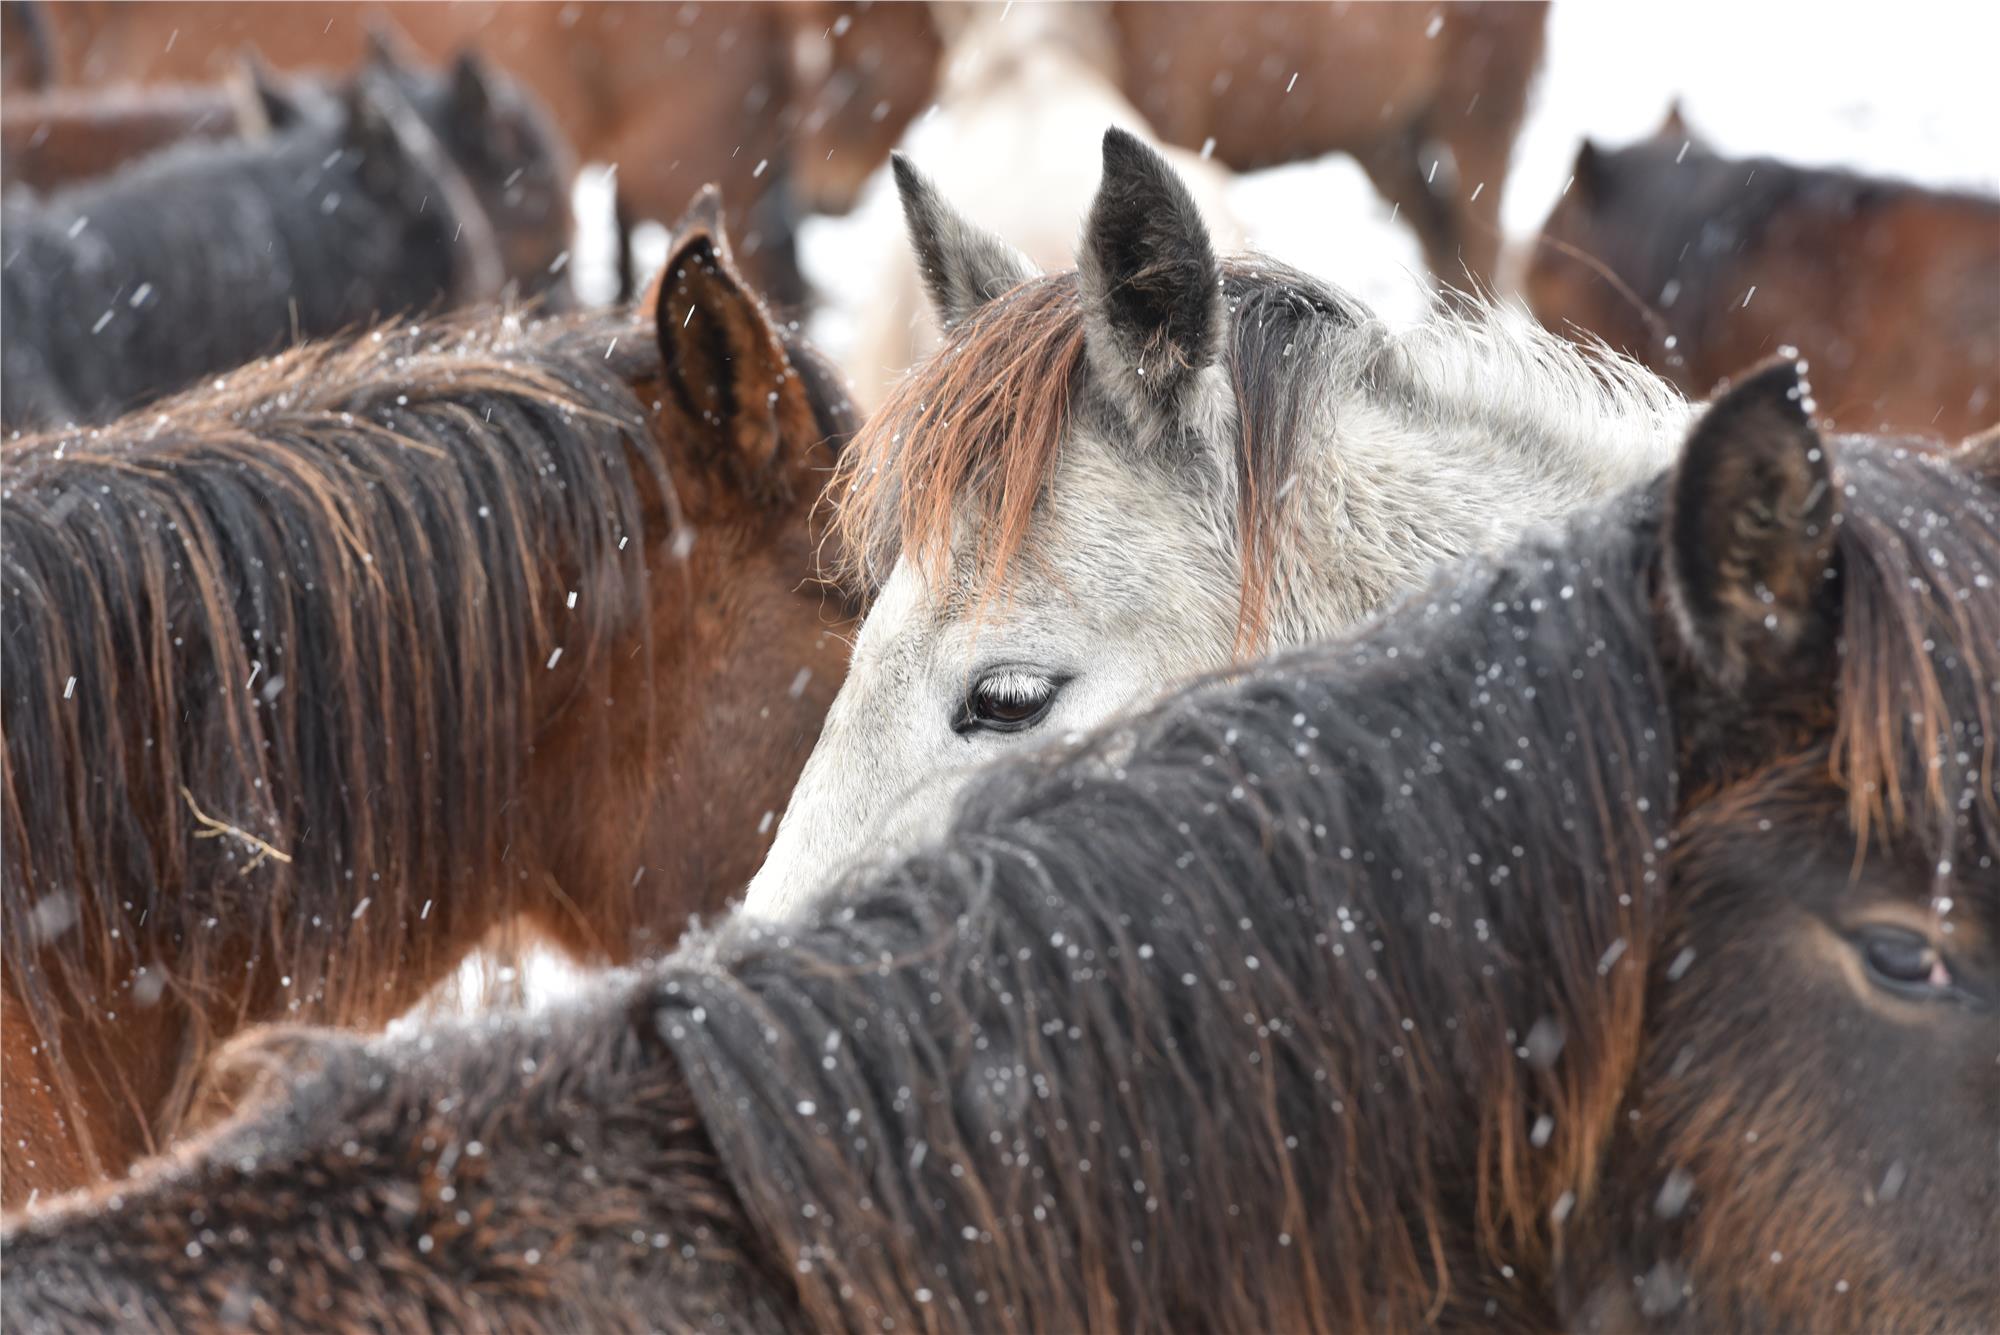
[1571,138,1604,198]
[1078,126,1223,417]
[647,229,820,506]
[447,50,496,129]
[672,183,728,249]
[1660,98,1689,138]
[892,153,1035,330]
[342,76,409,169]
[1665,358,1841,690]
[230,51,297,134]
[363,17,420,78]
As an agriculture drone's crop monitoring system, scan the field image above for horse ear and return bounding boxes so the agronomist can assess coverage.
[892,153,1035,330]
[1571,138,1604,198]
[1660,98,1689,137]
[1078,126,1223,417]
[447,50,496,128]
[230,51,297,135]
[1665,357,1841,690]
[648,228,818,505]
[363,16,422,78]
[672,183,729,250]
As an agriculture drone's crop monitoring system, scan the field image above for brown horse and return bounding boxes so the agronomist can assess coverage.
[0,198,858,1209]
[1526,109,2000,440]
[24,1,814,308]
[782,0,1550,289]
[0,66,295,191]
[5,366,1994,1334]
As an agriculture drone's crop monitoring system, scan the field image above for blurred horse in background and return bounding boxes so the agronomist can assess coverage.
[1,73,506,429]
[1,59,306,191]
[1526,106,2000,440]
[783,0,1550,291]
[1,37,576,430]
[840,0,1244,412]
[20,1,816,308]
[8,368,1994,1334]
[0,201,858,1207]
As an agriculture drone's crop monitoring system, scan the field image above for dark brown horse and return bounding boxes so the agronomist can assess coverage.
[1,67,294,191]
[782,0,1550,288]
[24,1,814,308]
[0,200,858,1209]
[1526,109,2000,440]
[6,365,1993,1334]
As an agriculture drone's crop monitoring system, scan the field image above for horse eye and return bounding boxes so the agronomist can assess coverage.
[956,670,1064,736]
[1857,927,1952,997]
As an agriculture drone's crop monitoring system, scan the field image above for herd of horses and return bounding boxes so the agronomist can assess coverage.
[1,3,1995,1332]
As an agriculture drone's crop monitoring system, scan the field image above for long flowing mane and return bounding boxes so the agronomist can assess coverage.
[0,308,673,1136]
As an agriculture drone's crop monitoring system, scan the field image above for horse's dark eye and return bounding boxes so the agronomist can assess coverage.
[1857,927,1951,997]
[955,669,1064,736]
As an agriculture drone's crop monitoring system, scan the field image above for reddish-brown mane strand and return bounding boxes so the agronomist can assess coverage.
[829,259,1338,652]
[1827,449,2000,858]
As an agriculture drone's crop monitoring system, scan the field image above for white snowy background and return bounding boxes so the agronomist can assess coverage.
[473,0,2000,1019]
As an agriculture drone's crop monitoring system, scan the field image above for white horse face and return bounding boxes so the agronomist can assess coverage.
[744,433,1242,920]
[743,130,1250,919]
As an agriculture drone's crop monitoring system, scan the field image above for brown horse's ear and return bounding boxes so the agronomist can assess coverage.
[672,183,728,248]
[1660,98,1689,138]
[1665,357,1841,690]
[647,230,817,504]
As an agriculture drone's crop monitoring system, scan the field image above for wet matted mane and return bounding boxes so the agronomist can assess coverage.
[832,258,1366,641]
[0,309,676,1141]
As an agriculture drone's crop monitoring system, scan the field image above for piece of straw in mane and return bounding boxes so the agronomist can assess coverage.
[0,307,670,1158]
[831,259,1343,650]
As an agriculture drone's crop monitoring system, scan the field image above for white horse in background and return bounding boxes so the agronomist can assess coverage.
[744,128,1693,920]
[839,0,1243,413]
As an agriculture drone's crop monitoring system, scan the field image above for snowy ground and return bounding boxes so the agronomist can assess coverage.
[484,0,2000,1019]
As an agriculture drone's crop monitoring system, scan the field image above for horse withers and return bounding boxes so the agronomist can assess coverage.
[1526,106,2000,441]
[742,126,1689,920]
[6,365,1992,1333]
[0,193,858,1208]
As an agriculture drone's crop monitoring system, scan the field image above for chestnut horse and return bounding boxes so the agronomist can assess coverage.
[1,69,292,191]
[23,1,813,308]
[0,200,857,1208]
[6,367,1994,1334]
[1527,108,2000,440]
[783,0,1550,289]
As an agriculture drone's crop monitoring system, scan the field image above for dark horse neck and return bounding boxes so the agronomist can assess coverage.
[651,489,1679,1331]
[0,120,465,430]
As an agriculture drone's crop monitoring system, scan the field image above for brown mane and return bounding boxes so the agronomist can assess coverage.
[1828,444,2000,855]
[1,308,674,1160]
[830,259,1357,648]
